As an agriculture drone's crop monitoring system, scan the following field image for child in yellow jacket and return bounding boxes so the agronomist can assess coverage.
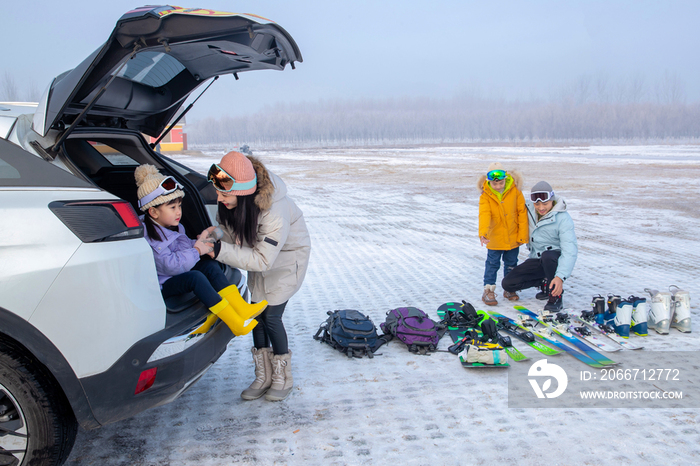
[478,162,528,305]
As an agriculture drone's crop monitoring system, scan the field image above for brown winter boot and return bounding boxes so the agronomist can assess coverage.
[241,347,272,400]
[265,351,293,401]
[482,285,498,306]
[503,290,520,301]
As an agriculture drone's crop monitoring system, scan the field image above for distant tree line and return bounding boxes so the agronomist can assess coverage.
[187,97,700,147]
[187,72,700,147]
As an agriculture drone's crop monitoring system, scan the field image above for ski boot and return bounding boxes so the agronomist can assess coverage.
[544,291,563,312]
[591,295,606,324]
[645,288,672,335]
[535,279,550,300]
[604,294,621,327]
[614,298,633,338]
[630,296,649,336]
[669,285,691,333]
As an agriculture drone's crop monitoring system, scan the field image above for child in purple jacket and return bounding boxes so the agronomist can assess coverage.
[135,164,266,335]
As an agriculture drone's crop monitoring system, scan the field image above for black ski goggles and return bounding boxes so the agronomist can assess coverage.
[487,169,506,181]
[207,164,257,193]
[138,176,183,209]
[530,191,554,203]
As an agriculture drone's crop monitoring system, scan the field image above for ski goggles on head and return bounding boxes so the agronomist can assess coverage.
[207,164,257,193]
[487,169,507,181]
[530,191,554,203]
[138,176,183,209]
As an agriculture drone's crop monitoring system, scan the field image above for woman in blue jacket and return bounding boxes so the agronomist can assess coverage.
[501,181,577,311]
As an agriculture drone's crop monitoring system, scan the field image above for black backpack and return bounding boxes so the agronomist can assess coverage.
[314,310,387,358]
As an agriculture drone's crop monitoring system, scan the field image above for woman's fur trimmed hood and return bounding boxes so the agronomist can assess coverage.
[477,169,524,193]
[249,156,275,210]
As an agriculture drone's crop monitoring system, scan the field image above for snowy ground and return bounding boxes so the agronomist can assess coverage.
[66,144,700,465]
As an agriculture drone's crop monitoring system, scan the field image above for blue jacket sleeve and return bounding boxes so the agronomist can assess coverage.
[555,212,578,280]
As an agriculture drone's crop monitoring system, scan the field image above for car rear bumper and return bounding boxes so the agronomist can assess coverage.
[78,316,233,427]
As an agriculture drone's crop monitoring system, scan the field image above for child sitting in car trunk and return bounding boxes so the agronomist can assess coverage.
[135,164,266,335]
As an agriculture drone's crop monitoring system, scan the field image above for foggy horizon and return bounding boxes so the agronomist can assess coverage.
[2,0,700,123]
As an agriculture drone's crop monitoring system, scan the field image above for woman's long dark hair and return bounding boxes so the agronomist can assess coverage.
[218,194,261,247]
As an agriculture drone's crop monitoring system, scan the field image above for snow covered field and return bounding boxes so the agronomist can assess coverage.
[66,144,700,465]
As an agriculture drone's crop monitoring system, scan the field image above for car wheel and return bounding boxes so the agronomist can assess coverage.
[0,341,78,466]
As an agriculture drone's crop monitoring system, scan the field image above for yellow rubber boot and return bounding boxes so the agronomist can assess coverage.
[191,313,219,335]
[218,284,268,321]
[209,299,258,336]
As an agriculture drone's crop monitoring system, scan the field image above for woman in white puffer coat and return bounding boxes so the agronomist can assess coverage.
[207,151,311,402]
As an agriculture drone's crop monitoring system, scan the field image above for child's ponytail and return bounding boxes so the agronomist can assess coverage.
[143,212,164,242]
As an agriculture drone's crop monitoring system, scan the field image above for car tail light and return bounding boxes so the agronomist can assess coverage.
[49,200,144,242]
[135,368,158,394]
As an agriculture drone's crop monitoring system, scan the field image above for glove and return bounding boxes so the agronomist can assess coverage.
[459,300,479,327]
[479,317,498,343]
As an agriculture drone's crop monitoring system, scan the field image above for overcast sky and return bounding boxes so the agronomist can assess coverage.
[3,0,699,122]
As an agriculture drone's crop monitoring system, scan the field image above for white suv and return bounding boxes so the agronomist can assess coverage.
[0,6,301,465]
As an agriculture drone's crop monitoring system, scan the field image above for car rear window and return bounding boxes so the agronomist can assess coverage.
[114,51,186,87]
[87,141,140,166]
[0,139,92,188]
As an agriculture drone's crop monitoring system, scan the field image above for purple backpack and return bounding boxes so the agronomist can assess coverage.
[380,307,442,354]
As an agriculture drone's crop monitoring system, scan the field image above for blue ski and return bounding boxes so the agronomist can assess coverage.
[515,306,618,366]
[489,312,605,368]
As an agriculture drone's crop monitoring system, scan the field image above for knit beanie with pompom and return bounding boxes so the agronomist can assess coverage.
[135,164,185,211]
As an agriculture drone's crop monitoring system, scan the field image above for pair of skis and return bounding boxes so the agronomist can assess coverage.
[487,311,562,357]
[513,306,619,368]
[526,308,643,352]
[490,308,614,368]
[489,310,613,369]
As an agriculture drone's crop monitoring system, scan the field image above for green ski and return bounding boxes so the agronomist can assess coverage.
[487,311,561,356]
[490,311,605,368]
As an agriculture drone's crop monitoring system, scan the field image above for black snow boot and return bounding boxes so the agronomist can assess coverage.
[544,291,563,312]
[535,280,550,300]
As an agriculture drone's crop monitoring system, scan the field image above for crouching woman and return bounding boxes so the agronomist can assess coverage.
[208,151,311,402]
[501,181,577,311]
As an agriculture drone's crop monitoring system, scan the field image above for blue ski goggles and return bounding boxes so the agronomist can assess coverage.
[487,169,506,181]
[207,164,257,193]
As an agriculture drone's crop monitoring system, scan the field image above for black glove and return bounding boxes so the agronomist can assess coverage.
[479,317,498,343]
[459,300,479,327]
